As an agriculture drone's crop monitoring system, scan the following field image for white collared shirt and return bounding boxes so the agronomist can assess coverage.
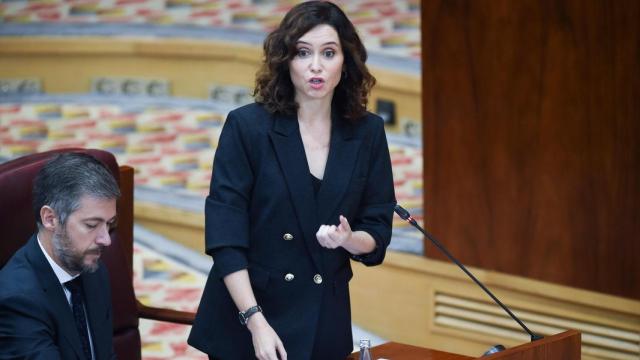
[38,235,95,360]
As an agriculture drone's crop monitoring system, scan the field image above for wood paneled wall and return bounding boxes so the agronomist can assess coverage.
[421,0,640,299]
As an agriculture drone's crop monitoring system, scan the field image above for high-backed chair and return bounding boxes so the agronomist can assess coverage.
[0,148,195,359]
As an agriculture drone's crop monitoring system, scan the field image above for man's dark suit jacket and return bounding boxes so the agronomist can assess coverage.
[0,235,116,360]
[188,103,396,359]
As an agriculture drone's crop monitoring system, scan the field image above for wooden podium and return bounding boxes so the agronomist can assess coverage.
[348,330,581,360]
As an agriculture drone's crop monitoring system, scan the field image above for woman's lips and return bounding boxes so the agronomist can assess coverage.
[309,77,325,89]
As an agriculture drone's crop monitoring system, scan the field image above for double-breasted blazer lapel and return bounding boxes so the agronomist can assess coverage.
[317,113,362,225]
[269,113,324,273]
[268,112,362,273]
[26,235,86,359]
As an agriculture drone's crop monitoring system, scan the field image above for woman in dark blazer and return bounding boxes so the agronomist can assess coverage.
[188,2,396,359]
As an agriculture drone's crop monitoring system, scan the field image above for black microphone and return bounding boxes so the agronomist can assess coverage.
[394,204,543,354]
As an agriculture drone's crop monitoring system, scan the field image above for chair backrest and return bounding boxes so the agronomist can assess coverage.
[0,148,142,359]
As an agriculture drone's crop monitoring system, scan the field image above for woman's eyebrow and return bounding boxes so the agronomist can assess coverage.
[296,40,339,46]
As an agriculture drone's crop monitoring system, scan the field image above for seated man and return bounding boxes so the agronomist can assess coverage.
[0,153,120,359]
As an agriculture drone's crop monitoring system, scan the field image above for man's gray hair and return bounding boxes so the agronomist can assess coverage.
[32,152,121,228]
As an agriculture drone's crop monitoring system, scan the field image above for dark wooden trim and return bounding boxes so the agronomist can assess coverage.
[137,301,195,325]
[116,165,135,275]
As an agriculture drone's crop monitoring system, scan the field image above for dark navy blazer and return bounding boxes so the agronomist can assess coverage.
[0,235,116,360]
[188,103,395,359]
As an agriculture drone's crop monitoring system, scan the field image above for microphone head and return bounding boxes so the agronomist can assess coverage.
[482,344,506,356]
[394,204,411,220]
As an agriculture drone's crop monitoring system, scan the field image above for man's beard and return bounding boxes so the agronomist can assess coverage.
[52,226,102,274]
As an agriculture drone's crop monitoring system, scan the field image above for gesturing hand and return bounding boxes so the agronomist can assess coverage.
[247,313,287,360]
[316,215,352,249]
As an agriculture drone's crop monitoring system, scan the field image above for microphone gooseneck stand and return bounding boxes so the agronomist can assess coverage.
[394,205,543,356]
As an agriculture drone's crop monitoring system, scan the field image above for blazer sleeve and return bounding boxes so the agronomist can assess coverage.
[351,119,396,266]
[0,292,63,359]
[204,110,253,276]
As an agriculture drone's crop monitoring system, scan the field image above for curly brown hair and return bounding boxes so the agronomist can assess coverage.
[253,1,376,120]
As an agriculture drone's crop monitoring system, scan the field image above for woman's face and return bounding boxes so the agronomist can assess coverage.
[289,24,345,105]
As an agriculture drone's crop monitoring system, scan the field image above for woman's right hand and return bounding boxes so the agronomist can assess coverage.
[247,312,287,360]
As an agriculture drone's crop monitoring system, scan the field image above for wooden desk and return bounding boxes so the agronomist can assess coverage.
[348,330,581,360]
[348,342,473,360]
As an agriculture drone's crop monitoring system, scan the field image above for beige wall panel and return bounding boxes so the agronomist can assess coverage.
[134,201,205,253]
[0,37,421,126]
[135,219,205,254]
[350,261,433,346]
[371,82,422,133]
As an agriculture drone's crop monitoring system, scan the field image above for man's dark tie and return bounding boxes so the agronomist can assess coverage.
[65,277,92,360]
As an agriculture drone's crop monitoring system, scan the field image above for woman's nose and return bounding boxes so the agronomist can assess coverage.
[309,54,322,72]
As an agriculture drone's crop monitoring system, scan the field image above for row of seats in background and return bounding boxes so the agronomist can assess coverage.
[0,77,252,104]
[0,76,421,139]
[0,0,421,60]
[0,96,423,229]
